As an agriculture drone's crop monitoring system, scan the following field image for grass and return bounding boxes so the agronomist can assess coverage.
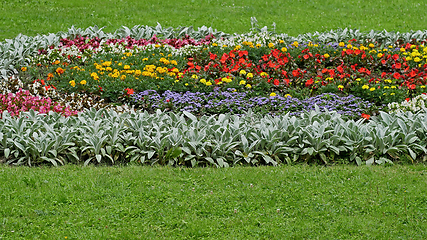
[1,0,427,41]
[2,1,427,239]
[1,164,427,239]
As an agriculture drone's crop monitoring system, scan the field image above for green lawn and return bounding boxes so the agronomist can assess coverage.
[1,0,427,41]
[1,164,427,239]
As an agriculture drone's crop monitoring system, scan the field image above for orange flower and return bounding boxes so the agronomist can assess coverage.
[47,73,54,80]
[124,88,134,95]
[56,67,65,75]
[361,113,370,120]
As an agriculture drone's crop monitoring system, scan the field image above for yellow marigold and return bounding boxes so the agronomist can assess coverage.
[192,74,199,79]
[106,67,112,71]
[421,85,426,88]
[391,86,397,89]
[69,80,76,87]
[323,53,330,58]
[53,60,60,65]
[292,41,299,47]
[369,43,375,48]
[356,78,361,81]
[239,70,247,75]
[155,44,161,48]
[279,40,284,44]
[80,80,86,85]
[414,57,422,62]
[21,67,27,71]
[124,65,130,70]
[260,72,269,77]
[255,43,262,48]
[370,87,375,91]
[281,47,287,52]
[400,48,406,52]
[206,81,212,86]
[239,80,246,85]
[270,92,276,97]
[200,79,207,84]
[284,94,292,98]
[362,85,369,89]
[120,75,126,80]
[377,53,383,58]
[268,43,274,48]
[135,70,142,76]
[384,79,392,83]
[384,86,389,89]
[102,61,112,67]
[338,42,345,47]
[170,60,178,65]
[338,85,344,89]
[212,43,218,47]
[390,92,395,95]
[234,45,241,50]
[118,63,123,66]
[245,84,252,88]
[247,73,253,78]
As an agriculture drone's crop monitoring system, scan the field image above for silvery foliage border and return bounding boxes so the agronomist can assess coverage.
[2,18,427,80]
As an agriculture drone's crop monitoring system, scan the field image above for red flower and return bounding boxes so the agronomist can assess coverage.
[394,62,401,69]
[393,72,401,79]
[303,54,310,60]
[361,113,370,120]
[209,52,217,60]
[392,54,399,61]
[305,78,314,87]
[273,79,280,86]
[166,99,170,103]
[409,84,416,90]
[124,88,134,95]
[406,98,410,102]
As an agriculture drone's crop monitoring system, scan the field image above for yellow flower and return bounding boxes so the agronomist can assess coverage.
[270,92,276,97]
[268,43,274,48]
[356,78,361,81]
[212,43,218,47]
[142,58,148,61]
[377,53,383,58]
[200,79,207,84]
[383,86,389,89]
[411,44,417,49]
[279,40,284,44]
[369,43,375,48]
[69,80,76,87]
[155,44,161,48]
[247,73,253,78]
[260,72,269,77]
[391,86,397,89]
[406,56,412,61]
[80,80,86,85]
[206,81,212,86]
[292,41,299,47]
[338,85,344,89]
[245,84,252,88]
[421,85,426,88]
[400,48,406,52]
[384,79,392,83]
[281,47,287,52]
[234,45,241,50]
[222,45,228,48]
[256,43,262,48]
[239,70,247,75]
[338,42,345,47]
[124,65,130,70]
[185,83,189,86]
[323,53,330,58]
[390,92,395,95]
[21,67,27,71]
[239,80,246,85]
[191,74,199,79]
[284,94,292,98]
[347,44,352,49]
[362,85,369,89]
[170,60,178,65]
[370,87,375,91]
[414,57,422,62]
[120,75,126,80]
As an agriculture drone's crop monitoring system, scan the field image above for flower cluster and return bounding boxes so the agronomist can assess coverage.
[388,93,427,113]
[0,89,78,117]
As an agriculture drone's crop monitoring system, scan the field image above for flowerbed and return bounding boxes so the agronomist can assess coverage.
[2,26,427,166]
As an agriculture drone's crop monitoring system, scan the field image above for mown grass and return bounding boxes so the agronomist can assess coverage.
[1,164,427,239]
[1,0,427,41]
